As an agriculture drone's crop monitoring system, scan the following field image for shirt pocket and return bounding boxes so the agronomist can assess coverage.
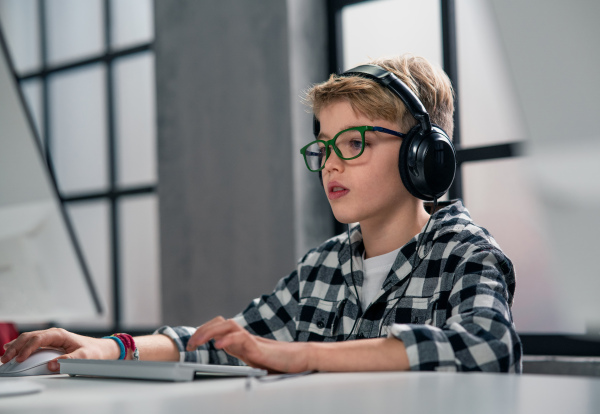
[392,293,441,326]
[296,297,338,342]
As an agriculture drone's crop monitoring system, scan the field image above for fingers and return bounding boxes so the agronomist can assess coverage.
[212,330,271,371]
[186,317,243,351]
[186,317,268,368]
[213,331,265,367]
[48,355,67,372]
[46,352,77,372]
[1,328,68,364]
[214,332,294,373]
[1,332,44,363]
[185,318,308,373]
[1,329,121,372]
[213,330,248,351]
[47,350,86,372]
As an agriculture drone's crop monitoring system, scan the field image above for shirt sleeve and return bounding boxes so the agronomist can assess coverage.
[154,269,301,365]
[389,244,522,373]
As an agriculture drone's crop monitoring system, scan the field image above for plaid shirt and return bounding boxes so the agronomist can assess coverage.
[156,200,522,372]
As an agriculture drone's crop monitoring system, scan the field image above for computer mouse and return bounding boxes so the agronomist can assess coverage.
[0,348,65,377]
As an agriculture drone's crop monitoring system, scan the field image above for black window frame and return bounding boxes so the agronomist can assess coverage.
[14,0,157,334]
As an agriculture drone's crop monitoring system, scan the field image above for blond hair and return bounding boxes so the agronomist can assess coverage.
[306,54,455,139]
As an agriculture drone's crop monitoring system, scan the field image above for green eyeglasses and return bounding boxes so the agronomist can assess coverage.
[300,125,406,172]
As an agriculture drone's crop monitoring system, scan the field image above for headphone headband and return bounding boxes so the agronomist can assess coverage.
[340,64,432,133]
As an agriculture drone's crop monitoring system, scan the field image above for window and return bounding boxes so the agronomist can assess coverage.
[331,0,576,342]
[0,0,159,332]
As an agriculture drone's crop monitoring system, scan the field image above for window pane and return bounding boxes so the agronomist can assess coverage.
[48,64,108,195]
[0,0,41,73]
[64,200,112,329]
[463,157,584,334]
[46,0,104,66]
[110,0,154,50]
[119,194,161,328]
[342,0,442,70]
[114,52,157,187]
[20,77,44,149]
[455,0,527,147]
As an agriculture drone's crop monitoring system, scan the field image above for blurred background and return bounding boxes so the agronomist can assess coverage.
[0,0,596,356]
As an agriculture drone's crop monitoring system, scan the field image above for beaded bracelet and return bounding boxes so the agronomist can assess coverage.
[111,333,139,361]
[103,335,126,360]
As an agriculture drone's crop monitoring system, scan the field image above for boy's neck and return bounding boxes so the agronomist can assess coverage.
[360,200,430,259]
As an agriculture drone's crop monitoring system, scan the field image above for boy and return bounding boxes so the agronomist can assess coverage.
[2,54,522,373]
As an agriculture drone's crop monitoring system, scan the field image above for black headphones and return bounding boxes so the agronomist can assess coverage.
[315,64,456,201]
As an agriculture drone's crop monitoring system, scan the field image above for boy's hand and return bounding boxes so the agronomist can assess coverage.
[1,328,121,371]
[186,317,312,373]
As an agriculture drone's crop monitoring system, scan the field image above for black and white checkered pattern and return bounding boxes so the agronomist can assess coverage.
[156,200,522,372]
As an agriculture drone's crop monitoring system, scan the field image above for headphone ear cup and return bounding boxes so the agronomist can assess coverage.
[399,126,456,200]
[398,126,427,200]
[421,129,456,199]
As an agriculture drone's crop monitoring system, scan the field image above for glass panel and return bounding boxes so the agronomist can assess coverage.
[463,157,585,334]
[110,0,154,50]
[342,0,442,70]
[114,52,157,187]
[455,0,527,147]
[48,64,108,195]
[20,77,44,149]
[45,0,104,66]
[119,194,161,328]
[0,0,41,73]
[64,200,112,329]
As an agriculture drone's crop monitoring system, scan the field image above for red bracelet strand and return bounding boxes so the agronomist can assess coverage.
[112,333,139,360]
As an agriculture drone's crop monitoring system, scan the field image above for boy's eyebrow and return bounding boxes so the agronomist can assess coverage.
[317,125,367,140]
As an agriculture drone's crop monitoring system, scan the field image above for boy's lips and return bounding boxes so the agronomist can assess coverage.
[327,181,349,200]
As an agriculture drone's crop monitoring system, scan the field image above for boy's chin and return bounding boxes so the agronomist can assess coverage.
[331,212,358,225]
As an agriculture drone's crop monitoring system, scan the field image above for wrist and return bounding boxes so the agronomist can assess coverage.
[103,333,139,360]
[305,342,321,372]
[102,337,123,360]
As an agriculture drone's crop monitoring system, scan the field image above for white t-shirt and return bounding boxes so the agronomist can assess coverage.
[360,247,401,310]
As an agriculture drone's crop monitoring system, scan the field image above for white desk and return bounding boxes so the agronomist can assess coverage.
[1,372,599,414]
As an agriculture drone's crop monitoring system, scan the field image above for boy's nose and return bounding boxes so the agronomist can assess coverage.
[323,146,344,173]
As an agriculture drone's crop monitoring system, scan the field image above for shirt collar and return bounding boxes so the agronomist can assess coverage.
[338,199,472,293]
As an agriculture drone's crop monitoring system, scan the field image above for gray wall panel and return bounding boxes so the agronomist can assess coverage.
[155,0,296,326]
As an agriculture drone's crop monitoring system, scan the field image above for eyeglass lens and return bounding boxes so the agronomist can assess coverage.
[304,129,364,171]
